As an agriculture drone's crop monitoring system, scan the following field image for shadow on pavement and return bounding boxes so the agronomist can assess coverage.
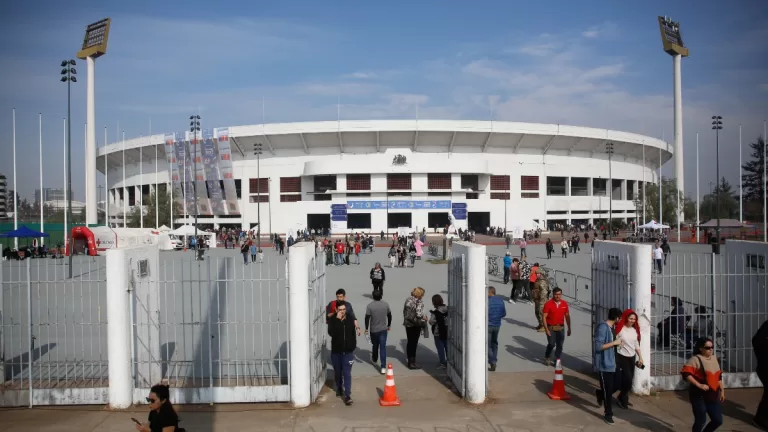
[671,386,757,427]
[507,335,593,372]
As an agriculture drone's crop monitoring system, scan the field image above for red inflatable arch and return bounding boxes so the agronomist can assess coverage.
[67,226,98,256]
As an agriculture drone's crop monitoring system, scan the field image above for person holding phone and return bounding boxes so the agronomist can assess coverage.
[135,383,179,432]
[326,289,360,334]
[328,303,357,405]
[615,309,644,409]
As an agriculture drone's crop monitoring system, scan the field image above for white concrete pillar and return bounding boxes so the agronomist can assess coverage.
[288,242,312,407]
[86,56,98,225]
[631,244,653,395]
[105,247,134,409]
[454,241,487,404]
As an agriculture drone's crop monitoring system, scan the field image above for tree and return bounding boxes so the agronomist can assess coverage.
[700,177,739,221]
[128,190,182,228]
[638,177,696,225]
[741,136,767,220]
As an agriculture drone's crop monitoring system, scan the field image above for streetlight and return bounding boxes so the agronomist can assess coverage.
[253,142,263,251]
[712,115,723,253]
[189,115,201,249]
[60,59,76,278]
[606,142,614,238]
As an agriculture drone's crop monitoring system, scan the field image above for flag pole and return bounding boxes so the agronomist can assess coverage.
[12,109,18,249]
[153,118,158,228]
[39,113,44,245]
[696,133,699,243]
[122,130,126,228]
[105,126,108,227]
[739,124,742,223]
[84,122,88,220]
[63,117,67,251]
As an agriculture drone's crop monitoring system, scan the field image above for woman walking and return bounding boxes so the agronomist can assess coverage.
[403,287,428,369]
[681,337,724,431]
[429,294,448,369]
[388,243,397,268]
[135,383,180,432]
[615,309,644,409]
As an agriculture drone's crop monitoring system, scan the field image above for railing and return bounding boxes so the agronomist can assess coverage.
[486,254,502,277]
[552,269,591,305]
[427,243,444,258]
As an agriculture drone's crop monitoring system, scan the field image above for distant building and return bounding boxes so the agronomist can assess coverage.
[35,188,66,203]
[0,174,6,219]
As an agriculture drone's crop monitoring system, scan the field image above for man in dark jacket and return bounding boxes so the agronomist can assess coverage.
[328,302,357,405]
[370,262,386,293]
[326,289,359,329]
[753,320,768,429]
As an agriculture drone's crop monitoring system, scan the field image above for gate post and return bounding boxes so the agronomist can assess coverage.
[106,247,136,409]
[455,241,487,404]
[629,247,652,396]
[288,243,312,408]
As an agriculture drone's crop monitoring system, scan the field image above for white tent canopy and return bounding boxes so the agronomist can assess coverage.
[157,224,172,232]
[639,220,670,230]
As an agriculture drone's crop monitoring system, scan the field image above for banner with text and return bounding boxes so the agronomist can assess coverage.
[347,200,451,210]
[214,127,240,215]
[173,136,197,216]
[186,131,212,216]
[200,129,226,216]
[164,133,186,213]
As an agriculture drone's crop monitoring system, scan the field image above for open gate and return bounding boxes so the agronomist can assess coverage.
[446,254,466,396]
[308,254,327,402]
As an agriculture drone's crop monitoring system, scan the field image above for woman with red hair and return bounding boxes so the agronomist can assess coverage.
[615,309,645,409]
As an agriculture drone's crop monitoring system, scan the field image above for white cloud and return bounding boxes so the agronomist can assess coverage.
[343,72,378,79]
[582,22,618,39]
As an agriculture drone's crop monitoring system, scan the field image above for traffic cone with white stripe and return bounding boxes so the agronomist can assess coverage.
[546,359,571,400]
[379,363,401,406]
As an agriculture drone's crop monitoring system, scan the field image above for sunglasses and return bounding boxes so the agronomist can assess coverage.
[146,397,157,403]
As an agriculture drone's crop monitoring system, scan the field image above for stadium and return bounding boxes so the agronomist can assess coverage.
[98,119,672,235]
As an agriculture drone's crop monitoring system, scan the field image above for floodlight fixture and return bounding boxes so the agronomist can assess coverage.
[658,16,689,57]
[77,18,112,59]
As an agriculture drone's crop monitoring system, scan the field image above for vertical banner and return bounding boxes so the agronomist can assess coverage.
[201,129,226,216]
[187,131,212,215]
[164,133,185,211]
[214,127,240,215]
[174,134,197,216]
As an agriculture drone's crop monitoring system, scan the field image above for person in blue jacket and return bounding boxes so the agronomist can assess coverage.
[594,307,623,425]
[503,252,512,284]
[488,286,507,372]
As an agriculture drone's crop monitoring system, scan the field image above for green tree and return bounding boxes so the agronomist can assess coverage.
[638,177,696,225]
[741,136,766,220]
[128,190,182,228]
[700,177,738,221]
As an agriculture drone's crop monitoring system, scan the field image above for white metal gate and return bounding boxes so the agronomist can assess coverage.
[131,255,289,404]
[308,254,327,402]
[591,250,631,363]
[446,254,466,396]
[0,257,108,407]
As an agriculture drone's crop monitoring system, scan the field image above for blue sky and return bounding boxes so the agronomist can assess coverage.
[1,0,766,202]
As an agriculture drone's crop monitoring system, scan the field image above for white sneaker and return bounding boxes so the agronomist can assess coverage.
[509,299,516,304]
[380,368,386,374]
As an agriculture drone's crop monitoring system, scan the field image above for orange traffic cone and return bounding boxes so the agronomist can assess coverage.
[546,359,571,400]
[379,364,401,406]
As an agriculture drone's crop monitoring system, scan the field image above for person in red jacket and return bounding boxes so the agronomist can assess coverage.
[335,240,345,266]
[354,241,362,265]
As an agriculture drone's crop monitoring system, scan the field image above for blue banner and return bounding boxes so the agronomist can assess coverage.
[452,208,467,220]
[331,208,348,216]
[347,200,451,210]
[331,214,348,221]
[331,204,348,209]
[451,202,467,209]
[201,130,225,216]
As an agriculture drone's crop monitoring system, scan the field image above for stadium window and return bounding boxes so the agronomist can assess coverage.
[347,192,371,197]
[490,192,510,200]
[280,194,302,202]
[280,177,301,193]
[427,173,451,190]
[490,175,510,191]
[521,192,540,199]
[249,195,269,203]
[387,173,411,190]
[521,175,539,191]
[314,175,337,193]
[249,178,268,194]
[234,179,241,199]
[346,174,371,191]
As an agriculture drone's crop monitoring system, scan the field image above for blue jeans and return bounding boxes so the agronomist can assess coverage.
[355,253,360,264]
[691,397,723,432]
[331,351,354,397]
[370,331,388,368]
[434,337,447,366]
[488,326,500,365]
[545,329,565,360]
[335,252,343,265]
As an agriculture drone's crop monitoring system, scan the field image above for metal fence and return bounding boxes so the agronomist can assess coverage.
[132,254,290,404]
[552,270,592,306]
[446,254,466,396]
[649,248,768,387]
[427,243,444,258]
[1,256,108,407]
[486,254,502,277]
[308,253,327,402]
[591,250,632,363]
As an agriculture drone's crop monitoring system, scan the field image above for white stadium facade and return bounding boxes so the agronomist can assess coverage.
[98,120,672,234]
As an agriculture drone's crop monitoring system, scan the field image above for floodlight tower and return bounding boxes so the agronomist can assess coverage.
[76,18,112,226]
[658,16,688,240]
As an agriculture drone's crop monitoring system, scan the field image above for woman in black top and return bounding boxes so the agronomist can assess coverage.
[136,384,179,432]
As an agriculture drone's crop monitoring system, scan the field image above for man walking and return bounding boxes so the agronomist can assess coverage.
[594,307,623,425]
[542,287,571,366]
[370,262,386,294]
[328,302,357,405]
[503,252,512,284]
[364,289,392,374]
[326,289,360,331]
[487,286,507,371]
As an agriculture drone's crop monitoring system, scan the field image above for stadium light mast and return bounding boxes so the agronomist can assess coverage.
[77,18,112,226]
[712,116,723,254]
[190,115,201,246]
[658,16,688,242]
[254,143,263,251]
[60,59,77,278]
[606,142,614,238]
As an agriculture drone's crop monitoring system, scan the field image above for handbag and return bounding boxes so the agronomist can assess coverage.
[422,321,430,339]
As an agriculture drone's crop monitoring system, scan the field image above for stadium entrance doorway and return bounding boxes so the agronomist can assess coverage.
[428,212,450,231]
[468,212,490,233]
[307,214,330,232]
[388,213,412,230]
